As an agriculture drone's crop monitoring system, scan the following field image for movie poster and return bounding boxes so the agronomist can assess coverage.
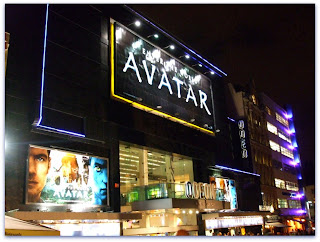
[26,145,108,206]
[209,176,238,209]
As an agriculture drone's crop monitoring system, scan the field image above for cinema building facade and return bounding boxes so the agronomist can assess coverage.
[6,4,267,236]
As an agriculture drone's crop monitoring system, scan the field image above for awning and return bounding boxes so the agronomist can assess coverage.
[5,215,60,236]
[265,222,291,228]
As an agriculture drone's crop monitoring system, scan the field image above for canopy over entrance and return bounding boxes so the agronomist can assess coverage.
[5,215,60,236]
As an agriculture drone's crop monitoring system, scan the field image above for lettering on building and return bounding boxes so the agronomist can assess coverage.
[238,120,248,158]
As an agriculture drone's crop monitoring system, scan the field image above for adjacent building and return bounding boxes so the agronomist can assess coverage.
[226,80,307,233]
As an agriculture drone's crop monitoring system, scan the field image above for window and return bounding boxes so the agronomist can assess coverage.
[276,112,289,127]
[278,130,291,143]
[266,106,272,116]
[277,198,288,208]
[252,95,257,105]
[269,140,280,152]
[119,143,194,204]
[280,146,294,159]
[275,178,286,189]
[288,200,301,209]
[267,122,277,135]
[286,181,299,191]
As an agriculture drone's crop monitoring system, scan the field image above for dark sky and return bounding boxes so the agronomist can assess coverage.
[131,4,315,185]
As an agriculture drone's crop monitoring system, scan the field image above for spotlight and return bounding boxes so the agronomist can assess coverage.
[164,45,175,50]
[134,21,141,27]
[147,34,159,39]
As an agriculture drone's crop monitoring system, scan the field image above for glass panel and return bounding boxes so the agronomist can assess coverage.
[119,145,140,204]
[277,198,288,208]
[269,140,280,152]
[148,151,168,184]
[275,178,286,189]
[267,122,277,135]
[172,157,194,183]
[276,112,289,127]
[280,146,294,159]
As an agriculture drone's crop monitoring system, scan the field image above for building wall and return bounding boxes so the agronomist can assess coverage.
[259,93,304,213]
[5,4,231,212]
[225,83,277,210]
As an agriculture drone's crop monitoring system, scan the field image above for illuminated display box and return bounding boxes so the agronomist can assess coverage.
[111,22,215,134]
[26,145,109,208]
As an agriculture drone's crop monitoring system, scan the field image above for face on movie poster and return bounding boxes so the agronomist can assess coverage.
[26,146,108,206]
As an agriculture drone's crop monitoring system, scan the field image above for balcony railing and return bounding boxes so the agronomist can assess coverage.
[120,182,227,206]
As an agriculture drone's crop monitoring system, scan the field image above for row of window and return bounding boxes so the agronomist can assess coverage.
[269,140,294,159]
[275,178,299,191]
[275,113,289,127]
[265,106,289,128]
[267,122,291,143]
[277,198,301,209]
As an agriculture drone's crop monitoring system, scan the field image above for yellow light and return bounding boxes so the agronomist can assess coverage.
[110,22,214,136]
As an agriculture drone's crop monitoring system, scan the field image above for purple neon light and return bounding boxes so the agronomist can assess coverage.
[288,145,295,150]
[36,4,85,138]
[290,161,297,166]
[287,129,295,135]
[37,124,85,137]
[125,6,227,77]
[214,165,260,177]
[37,3,49,126]
[285,113,293,119]
[297,209,306,214]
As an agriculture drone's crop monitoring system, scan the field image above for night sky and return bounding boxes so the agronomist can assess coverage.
[131,4,315,185]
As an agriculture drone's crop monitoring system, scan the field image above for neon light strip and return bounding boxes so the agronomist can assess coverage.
[36,4,85,138]
[110,22,214,135]
[227,117,235,122]
[215,165,260,177]
[37,3,49,126]
[125,6,227,77]
[37,124,85,137]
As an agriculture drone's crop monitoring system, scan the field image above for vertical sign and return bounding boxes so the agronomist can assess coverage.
[238,120,248,159]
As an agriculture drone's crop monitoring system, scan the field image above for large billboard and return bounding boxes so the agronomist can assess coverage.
[26,145,109,206]
[111,22,215,134]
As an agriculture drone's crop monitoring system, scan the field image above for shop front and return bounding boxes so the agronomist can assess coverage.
[118,142,241,236]
[202,211,270,236]
[6,211,141,236]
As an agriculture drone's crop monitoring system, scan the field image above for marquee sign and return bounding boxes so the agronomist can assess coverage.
[111,22,215,134]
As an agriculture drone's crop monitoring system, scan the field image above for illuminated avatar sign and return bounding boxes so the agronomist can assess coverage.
[26,145,109,206]
[111,22,215,133]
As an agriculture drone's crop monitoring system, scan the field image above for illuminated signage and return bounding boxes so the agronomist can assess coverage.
[206,216,263,229]
[185,181,217,200]
[111,22,215,134]
[238,120,248,158]
[26,145,109,206]
[185,178,237,209]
